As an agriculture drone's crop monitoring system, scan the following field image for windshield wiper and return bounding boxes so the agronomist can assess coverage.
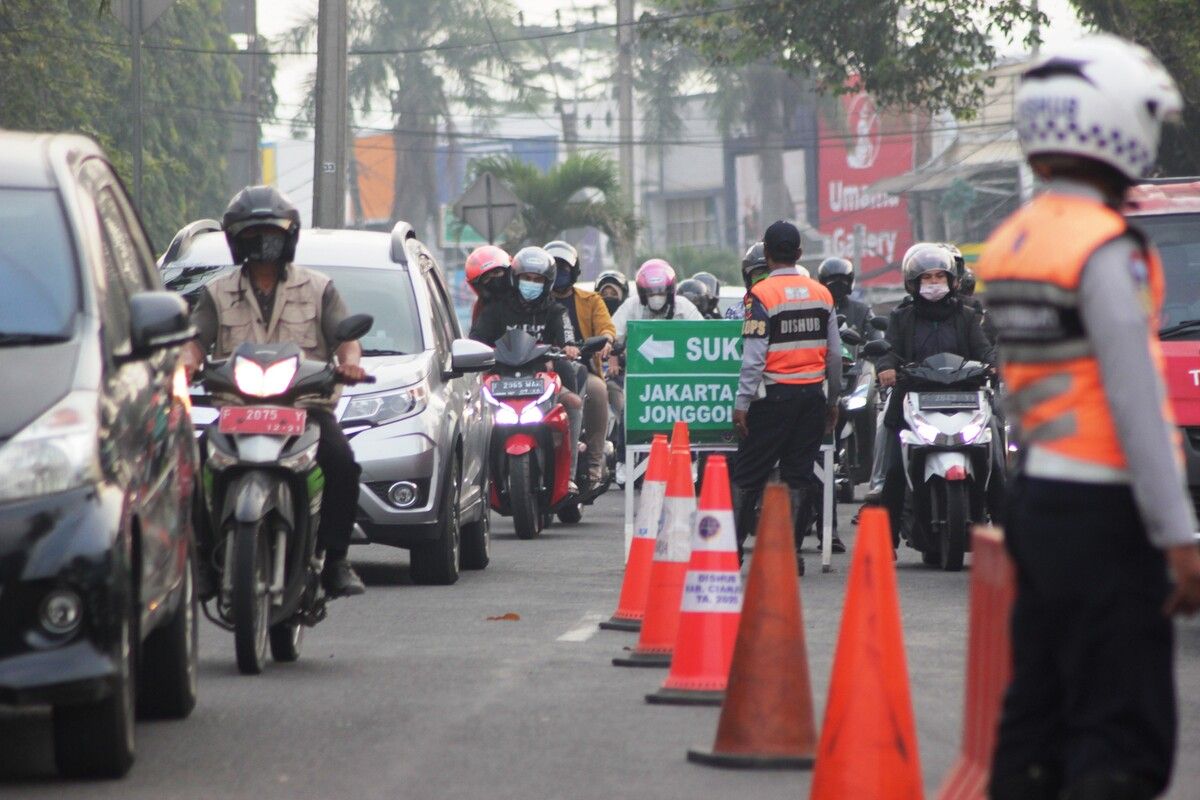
[1158,319,1200,339]
[361,348,408,356]
[0,332,71,346]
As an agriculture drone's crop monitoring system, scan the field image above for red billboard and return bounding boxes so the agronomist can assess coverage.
[817,92,914,284]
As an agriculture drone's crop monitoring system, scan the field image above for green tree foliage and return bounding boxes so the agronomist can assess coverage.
[1069,0,1200,175]
[0,0,255,247]
[650,0,1041,118]
[466,153,639,251]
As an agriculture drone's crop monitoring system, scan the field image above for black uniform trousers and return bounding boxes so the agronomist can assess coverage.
[311,409,363,560]
[989,477,1176,799]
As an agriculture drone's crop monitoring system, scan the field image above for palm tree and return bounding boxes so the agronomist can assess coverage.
[466,153,639,252]
[288,0,534,239]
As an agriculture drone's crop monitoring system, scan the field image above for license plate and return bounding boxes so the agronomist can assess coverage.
[491,378,545,398]
[917,392,979,411]
[218,406,307,436]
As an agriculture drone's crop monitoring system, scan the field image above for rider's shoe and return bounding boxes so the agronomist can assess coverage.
[831,535,847,554]
[321,558,366,597]
[614,462,626,486]
[567,480,579,496]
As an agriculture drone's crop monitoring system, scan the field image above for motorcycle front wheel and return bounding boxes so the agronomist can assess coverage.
[232,521,271,674]
[932,478,968,572]
[508,453,541,540]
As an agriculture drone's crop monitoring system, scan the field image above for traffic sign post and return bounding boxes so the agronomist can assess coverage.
[453,172,522,245]
[620,319,837,572]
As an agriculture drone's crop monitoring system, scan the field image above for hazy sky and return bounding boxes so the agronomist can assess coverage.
[256,0,1088,140]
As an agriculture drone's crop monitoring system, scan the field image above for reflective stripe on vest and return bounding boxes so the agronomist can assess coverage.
[977,192,1170,476]
[750,274,833,386]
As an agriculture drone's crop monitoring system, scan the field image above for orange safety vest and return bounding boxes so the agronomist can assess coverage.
[977,192,1173,480]
[748,273,833,386]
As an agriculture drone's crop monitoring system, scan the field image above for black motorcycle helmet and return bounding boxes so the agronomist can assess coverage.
[939,243,966,280]
[222,185,301,266]
[544,240,580,293]
[960,268,977,297]
[817,257,855,302]
[676,278,711,312]
[692,271,721,314]
[741,242,768,290]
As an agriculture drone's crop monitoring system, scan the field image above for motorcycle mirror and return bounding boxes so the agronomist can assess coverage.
[580,335,609,357]
[335,314,374,343]
[840,327,863,346]
[862,339,891,358]
[869,316,889,332]
[836,313,848,327]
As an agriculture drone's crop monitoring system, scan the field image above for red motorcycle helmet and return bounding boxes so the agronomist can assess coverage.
[465,245,512,297]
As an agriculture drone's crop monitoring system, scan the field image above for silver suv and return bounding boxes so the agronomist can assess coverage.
[160,221,494,585]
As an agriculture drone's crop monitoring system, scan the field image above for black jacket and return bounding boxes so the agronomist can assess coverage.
[469,292,571,348]
[836,296,875,336]
[877,297,995,373]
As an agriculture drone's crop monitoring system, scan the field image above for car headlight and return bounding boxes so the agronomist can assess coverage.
[342,385,428,425]
[0,390,101,503]
[234,356,298,398]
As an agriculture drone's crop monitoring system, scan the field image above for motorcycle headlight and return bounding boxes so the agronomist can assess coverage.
[913,420,942,445]
[520,404,545,424]
[342,385,428,425]
[960,422,984,444]
[494,405,519,425]
[845,395,868,411]
[278,441,319,472]
[0,390,101,503]
[205,438,238,471]
[234,356,299,398]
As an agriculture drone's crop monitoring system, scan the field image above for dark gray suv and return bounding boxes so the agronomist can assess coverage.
[160,221,494,586]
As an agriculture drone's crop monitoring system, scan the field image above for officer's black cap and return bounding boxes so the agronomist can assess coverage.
[763,220,802,263]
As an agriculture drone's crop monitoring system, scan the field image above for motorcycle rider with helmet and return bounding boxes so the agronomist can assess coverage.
[874,244,997,544]
[470,246,586,493]
[956,265,997,345]
[677,278,715,320]
[817,256,875,336]
[546,240,616,491]
[595,270,629,316]
[690,271,724,319]
[181,186,369,598]
[976,35,1200,800]
[465,245,512,324]
[611,259,703,342]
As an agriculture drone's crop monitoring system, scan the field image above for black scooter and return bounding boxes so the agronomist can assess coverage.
[197,314,374,674]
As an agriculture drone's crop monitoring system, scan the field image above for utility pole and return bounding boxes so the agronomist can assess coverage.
[1031,0,1041,56]
[615,0,635,272]
[131,0,144,210]
[312,0,349,228]
[246,0,259,183]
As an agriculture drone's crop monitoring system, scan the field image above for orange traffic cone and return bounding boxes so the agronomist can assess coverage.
[647,454,742,705]
[600,434,670,632]
[810,507,923,799]
[613,446,695,668]
[687,483,818,768]
[670,420,690,453]
[936,526,1015,800]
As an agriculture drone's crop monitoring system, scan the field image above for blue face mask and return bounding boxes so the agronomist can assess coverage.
[518,280,543,301]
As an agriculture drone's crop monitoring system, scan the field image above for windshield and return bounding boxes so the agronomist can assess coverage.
[1138,214,1200,334]
[161,262,424,355]
[0,188,78,339]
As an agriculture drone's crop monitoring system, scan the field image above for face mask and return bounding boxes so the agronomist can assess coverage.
[647,294,667,312]
[518,280,544,301]
[602,296,621,315]
[919,283,950,302]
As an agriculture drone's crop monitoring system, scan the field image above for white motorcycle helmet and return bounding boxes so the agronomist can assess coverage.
[1015,34,1181,181]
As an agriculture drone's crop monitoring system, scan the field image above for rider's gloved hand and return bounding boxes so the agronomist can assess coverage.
[336,363,368,384]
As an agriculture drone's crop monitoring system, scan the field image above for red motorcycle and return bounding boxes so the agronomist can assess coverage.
[482,329,607,539]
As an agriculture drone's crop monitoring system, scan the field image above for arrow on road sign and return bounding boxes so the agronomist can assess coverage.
[638,335,675,364]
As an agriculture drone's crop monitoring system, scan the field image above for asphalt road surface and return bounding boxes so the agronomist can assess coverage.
[2,491,1198,799]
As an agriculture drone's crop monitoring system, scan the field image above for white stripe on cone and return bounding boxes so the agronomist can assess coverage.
[634,481,666,540]
[654,496,694,563]
[681,571,743,613]
[689,508,736,553]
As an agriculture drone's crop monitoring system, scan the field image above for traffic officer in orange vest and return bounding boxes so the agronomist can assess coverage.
[732,220,841,572]
[977,35,1200,800]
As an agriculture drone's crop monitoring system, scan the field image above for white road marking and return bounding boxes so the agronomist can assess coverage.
[556,613,605,643]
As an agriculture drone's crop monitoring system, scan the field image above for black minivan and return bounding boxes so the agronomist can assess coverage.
[0,133,200,777]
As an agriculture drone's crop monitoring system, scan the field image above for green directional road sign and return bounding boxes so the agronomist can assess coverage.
[625,320,744,444]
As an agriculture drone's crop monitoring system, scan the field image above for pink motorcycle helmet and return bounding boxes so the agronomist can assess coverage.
[635,259,676,307]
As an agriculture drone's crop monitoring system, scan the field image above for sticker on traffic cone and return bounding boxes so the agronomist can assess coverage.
[687,483,818,768]
[810,507,923,799]
[613,446,695,668]
[935,526,1015,800]
[670,420,690,453]
[647,455,741,705]
[600,434,670,632]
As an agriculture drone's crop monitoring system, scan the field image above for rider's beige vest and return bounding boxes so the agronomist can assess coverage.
[210,265,333,362]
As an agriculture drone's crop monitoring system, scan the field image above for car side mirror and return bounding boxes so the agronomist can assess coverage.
[129,291,194,357]
[862,339,891,358]
[335,313,373,343]
[869,316,889,332]
[449,338,495,377]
